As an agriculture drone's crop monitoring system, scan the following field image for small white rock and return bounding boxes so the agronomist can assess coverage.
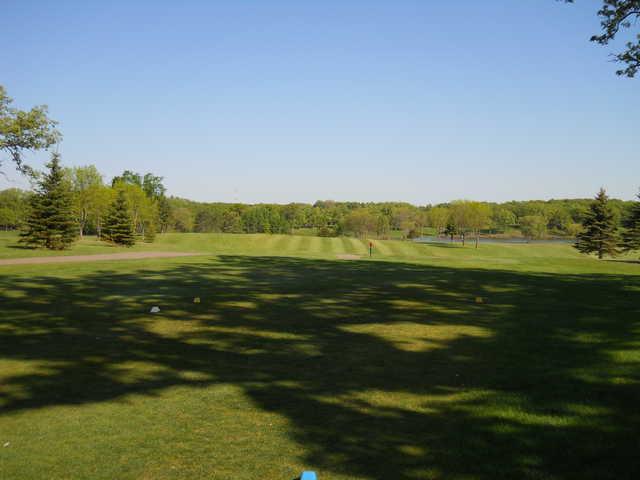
[3,442,9,447]
[150,306,161,313]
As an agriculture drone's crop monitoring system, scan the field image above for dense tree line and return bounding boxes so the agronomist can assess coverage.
[1,132,638,253]
[152,196,635,243]
[2,173,637,245]
[6,158,168,249]
[3,162,640,258]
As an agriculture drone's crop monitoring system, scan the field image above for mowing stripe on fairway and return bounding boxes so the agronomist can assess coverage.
[371,239,392,256]
[261,234,281,251]
[340,236,355,254]
[319,237,334,255]
[383,240,410,257]
[285,234,302,253]
[308,235,323,255]
[298,235,312,254]
[349,237,369,255]
[272,235,292,254]
[332,237,345,254]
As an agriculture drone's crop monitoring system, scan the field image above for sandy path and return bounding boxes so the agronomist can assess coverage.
[0,252,202,266]
[336,254,361,260]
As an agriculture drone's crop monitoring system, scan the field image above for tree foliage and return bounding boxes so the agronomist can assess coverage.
[575,188,619,259]
[157,196,172,233]
[567,0,640,77]
[66,165,108,237]
[0,188,30,230]
[142,173,166,199]
[111,170,165,240]
[520,216,548,240]
[2,167,636,246]
[19,154,77,250]
[342,209,377,237]
[621,190,640,253]
[449,201,473,245]
[102,190,135,246]
[0,85,60,175]
[467,202,492,248]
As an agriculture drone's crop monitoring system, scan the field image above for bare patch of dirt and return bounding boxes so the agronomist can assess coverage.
[336,254,361,260]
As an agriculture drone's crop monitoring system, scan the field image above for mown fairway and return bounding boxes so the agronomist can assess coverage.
[1,232,639,479]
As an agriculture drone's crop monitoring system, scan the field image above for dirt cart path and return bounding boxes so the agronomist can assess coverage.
[0,252,202,266]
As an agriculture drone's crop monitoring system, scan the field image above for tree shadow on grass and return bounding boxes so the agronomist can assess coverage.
[1,255,639,479]
[605,259,640,265]
[5,243,35,250]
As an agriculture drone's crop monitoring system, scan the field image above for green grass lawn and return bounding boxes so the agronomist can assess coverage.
[1,232,639,479]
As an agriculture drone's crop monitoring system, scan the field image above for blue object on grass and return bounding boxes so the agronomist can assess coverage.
[300,472,317,480]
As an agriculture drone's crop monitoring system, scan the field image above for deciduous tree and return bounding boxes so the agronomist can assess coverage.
[67,165,104,237]
[467,202,492,248]
[0,86,60,175]
[427,207,449,236]
[0,188,29,230]
[449,201,473,246]
[566,0,640,77]
[342,209,377,237]
[520,215,547,241]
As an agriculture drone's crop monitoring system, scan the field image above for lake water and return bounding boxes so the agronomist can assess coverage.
[414,236,574,245]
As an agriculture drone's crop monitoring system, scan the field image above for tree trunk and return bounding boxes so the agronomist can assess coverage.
[79,209,88,238]
[461,233,465,246]
[475,230,479,248]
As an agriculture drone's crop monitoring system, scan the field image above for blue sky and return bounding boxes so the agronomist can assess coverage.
[1,0,638,204]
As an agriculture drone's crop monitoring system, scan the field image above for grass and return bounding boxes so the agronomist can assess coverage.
[0,232,639,479]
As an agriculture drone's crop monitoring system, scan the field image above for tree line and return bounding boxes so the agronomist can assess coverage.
[164,195,636,248]
[1,156,639,259]
[12,156,169,249]
[2,83,638,253]
[1,159,638,246]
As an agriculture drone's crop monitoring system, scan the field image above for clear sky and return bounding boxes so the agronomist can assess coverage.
[1,0,638,204]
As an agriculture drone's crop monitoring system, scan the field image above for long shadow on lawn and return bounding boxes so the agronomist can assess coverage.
[1,256,639,479]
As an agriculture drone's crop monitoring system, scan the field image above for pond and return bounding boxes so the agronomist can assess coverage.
[414,236,574,245]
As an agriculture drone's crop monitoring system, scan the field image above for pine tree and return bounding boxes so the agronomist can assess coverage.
[102,190,135,246]
[20,153,77,250]
[575,188,619,259]
[621,190,640,254]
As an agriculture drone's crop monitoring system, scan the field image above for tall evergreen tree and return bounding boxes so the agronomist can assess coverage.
[575,188,619,259]
[20,153,77,250]
[621,189,640,254]
[103,190,135,246]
